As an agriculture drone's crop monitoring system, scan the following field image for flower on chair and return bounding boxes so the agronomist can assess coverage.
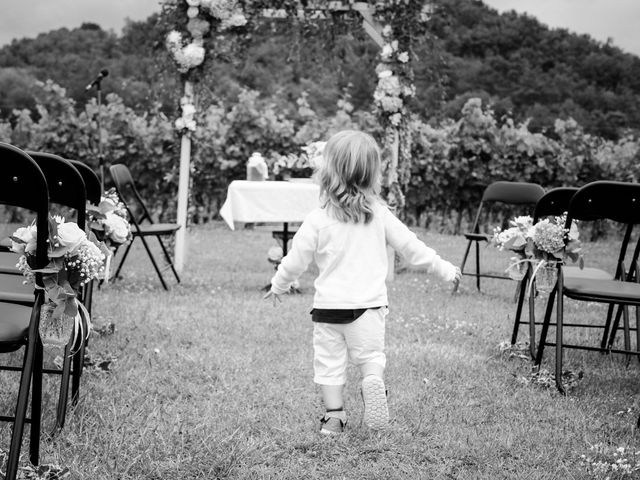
[11,216,110,347]
[87,188,132,248]
[492,214,582,281]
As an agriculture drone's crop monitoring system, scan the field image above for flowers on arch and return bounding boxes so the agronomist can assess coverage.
[175,96,197,133]
[165,0,247,73]
[87,188,132,248]
[10,216,110,345]
[373,25,416,128]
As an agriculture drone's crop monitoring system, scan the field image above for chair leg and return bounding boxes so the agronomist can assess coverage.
[138,235,169,290]
[555,275,566,395]
[623,304,631,365]
[510,271,529,345]
[156,236,181,283]
[534,286,556,367]
[55,342,74,432]
[600,303,616,351]
[528,280,536,359]
[6,342,37,479]
[475,241,481,291]
[113,239,135,280]
[30,339,43,465]
[607,305,625,352]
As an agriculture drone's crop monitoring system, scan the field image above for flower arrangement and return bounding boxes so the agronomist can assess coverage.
[87,188,132,248]
[164,0,247,74]
[10,216,110,348]
[492,214,582,284]
[373,25,417,128]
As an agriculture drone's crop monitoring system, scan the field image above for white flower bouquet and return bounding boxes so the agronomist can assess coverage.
[10,216,110,348]
[87,188,132,248]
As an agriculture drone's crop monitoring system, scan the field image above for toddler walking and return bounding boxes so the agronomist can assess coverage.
[265,130,461,435]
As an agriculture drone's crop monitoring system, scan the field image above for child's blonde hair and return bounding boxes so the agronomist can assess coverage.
[317,130,382,224]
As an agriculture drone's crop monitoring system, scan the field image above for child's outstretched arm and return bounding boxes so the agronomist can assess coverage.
[267,217,318,302]
[383,207,460,283]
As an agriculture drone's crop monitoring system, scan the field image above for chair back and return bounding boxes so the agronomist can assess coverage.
[482,181,545,205]
[109,163,152,224]
[533,187,579,222]
[568,181,640,224]
[0,143,49,271]
[26,152,87,230]
[68,159,102,205]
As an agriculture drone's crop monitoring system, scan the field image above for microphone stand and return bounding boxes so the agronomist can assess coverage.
[96,78,105,191]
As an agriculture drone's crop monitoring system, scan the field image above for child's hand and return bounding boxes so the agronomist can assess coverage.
[452,267,462,288]
[263,290,282,306]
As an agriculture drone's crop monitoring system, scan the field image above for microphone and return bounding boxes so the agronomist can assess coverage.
[85,69,109,91]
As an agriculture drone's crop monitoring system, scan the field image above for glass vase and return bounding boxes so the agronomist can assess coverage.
[535,260,558,294]
[506,258,528,281]
[39,302,74,349]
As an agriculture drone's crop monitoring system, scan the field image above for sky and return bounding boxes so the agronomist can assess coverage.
[0,0,639,57]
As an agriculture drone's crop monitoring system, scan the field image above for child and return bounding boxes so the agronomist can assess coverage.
[264,130,461,435]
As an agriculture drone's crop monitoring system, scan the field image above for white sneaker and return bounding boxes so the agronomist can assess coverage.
[361,375,389,430]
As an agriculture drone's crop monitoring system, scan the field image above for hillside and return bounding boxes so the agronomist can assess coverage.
[0,0,639,139]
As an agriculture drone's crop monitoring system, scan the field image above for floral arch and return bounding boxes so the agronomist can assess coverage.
[161,0,434,270]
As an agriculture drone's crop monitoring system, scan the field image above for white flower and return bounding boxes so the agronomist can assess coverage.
[103,212,130,244]
[382,25,393,37]
[54,222,87,257]
[377,68,393,79]
[182,43,205,65]
[10,225,37,255]
[166,30,182,46]
[187,6,199,18]
[186,0,201,6]
[389,113,402,126]
[381,44,394,59]
[397,51,409,63]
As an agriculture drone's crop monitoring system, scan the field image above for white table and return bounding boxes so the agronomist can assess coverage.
[220,180,320,256]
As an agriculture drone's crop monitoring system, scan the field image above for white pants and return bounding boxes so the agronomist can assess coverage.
[312,308,387,386]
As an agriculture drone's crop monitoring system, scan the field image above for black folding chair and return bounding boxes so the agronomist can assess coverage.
[511,187,579,358]
[0,152,90,432]
[109,164,181,290]
[67,159,101,317]
[534,181,640,394]
[454,181,545,293]
[0,142,48,479]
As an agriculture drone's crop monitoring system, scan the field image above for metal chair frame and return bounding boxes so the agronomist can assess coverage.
[0,142,48,479]
[109,164,180,290]
[534,181,640,394]
[455,181,545,292]
[510,187,579,358]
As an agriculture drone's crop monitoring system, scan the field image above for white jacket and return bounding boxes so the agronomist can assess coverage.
[270,202,457,309]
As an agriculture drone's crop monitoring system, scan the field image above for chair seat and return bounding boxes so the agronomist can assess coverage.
[0,250,19,273]
[0,301,31,347]
[134,223,181,236]
[563,275,640,304]
[563,266,612,280]
[463,232,491,242]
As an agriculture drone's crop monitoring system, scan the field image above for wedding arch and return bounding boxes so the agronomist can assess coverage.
[161,0,434,270]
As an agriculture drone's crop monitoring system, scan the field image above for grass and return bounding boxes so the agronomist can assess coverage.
[1,222,640,479]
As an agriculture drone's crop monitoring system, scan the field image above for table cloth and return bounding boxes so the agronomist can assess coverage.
[220,180,320,230]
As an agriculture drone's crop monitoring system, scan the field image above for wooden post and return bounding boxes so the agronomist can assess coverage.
[386,128,400,281]
[174,80,193,273]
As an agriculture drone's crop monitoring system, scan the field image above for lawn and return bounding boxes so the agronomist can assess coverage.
[1,222,640,479]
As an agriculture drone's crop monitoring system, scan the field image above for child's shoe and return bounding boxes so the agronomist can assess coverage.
[361,375,389,430]
[320,410,347,435]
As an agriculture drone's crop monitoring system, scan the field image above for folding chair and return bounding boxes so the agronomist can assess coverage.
[454,181,545,293]
[1,152,90,432]
[67,159,101,316]
[109,164,181,290]
[510,187,579,358]
[0,142,48,479]
[534,181,640,394]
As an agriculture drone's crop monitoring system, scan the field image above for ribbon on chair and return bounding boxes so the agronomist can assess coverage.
[70,299,92,356]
